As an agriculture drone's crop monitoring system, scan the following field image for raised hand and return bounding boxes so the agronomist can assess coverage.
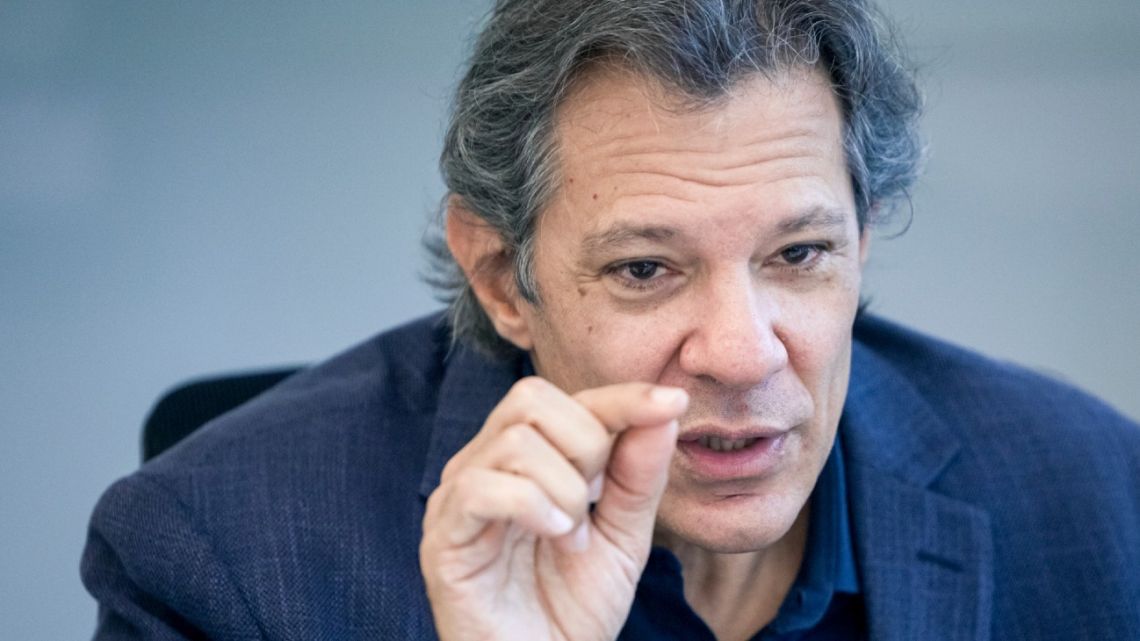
[419,377,689,641]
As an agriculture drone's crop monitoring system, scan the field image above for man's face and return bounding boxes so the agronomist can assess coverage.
[518,66,866,553]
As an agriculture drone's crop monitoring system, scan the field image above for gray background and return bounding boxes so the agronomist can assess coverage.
[1,1,1137,637]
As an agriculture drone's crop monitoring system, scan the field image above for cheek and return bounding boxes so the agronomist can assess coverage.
[781,308,852,371]
[530,291,682,390]
[775,277,861,390]
[580,310,686,385]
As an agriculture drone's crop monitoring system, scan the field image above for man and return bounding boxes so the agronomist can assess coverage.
[83,1,1140,639]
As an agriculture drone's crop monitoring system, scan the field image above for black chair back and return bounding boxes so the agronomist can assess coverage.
[141,367,300,462]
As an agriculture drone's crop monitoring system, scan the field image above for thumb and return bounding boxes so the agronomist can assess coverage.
[592,412,680,554]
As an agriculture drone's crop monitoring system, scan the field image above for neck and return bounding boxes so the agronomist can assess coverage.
[656,506,810,641]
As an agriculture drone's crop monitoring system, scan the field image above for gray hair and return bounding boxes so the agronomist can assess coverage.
[426,0,924,357]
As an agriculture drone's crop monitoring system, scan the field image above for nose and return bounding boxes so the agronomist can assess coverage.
[678,271,788,389]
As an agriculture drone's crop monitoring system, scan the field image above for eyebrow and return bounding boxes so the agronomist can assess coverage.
[776,207,851,234]
[581,225,680,256]
[580,207,851,256]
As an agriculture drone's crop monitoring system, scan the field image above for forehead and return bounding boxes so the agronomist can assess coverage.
[552,64,844,171]
[543,65,853,243]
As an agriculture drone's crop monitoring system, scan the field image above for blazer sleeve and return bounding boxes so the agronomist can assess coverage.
[81,474,264,640]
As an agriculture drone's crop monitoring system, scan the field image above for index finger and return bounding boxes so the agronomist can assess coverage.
[573,383,689,433]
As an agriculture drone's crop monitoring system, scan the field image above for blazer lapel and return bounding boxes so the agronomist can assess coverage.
[844,342,994,641]
[849,464,994,641]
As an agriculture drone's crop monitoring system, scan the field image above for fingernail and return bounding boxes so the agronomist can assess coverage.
[570,522,590,552]
[650,387,688,408]
[548,507,574,535]
[587,475,604,503]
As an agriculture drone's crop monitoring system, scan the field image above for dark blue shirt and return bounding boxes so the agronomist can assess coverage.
[620,434,866,640]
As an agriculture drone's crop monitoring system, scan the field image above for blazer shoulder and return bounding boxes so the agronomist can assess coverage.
[852,314,1140,542]
[152,312,449,462]
[83,313,451,638]
[82,473,265,639]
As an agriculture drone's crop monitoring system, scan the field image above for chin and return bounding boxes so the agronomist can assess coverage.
[655,491,804,554]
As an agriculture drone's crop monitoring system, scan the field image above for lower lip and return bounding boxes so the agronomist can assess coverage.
[676,434,789,481]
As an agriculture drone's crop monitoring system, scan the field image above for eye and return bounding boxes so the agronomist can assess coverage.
[603,259,674,293]
[624,260,661,280]
[779,244,824,266]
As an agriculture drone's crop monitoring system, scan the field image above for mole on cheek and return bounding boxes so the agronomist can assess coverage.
[577,286,586,297]
[587,325,594,334]
[592,193,598,200]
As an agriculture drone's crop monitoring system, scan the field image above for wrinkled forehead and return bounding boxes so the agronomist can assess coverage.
[534,61,858,259]
[550,63,847,184]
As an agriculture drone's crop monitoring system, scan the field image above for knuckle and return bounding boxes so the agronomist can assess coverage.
[456,477,495,515]
[444,468,480,503]
[510,376,550,402]
[422,481,461,536]
[519,406,547,432]
[568,431,610,467]
[499,422,536,451]
[440,456,460,482]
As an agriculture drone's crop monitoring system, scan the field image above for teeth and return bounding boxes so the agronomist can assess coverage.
[697,435,757,452]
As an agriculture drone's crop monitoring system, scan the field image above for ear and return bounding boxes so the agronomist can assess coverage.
[445,196,535,350]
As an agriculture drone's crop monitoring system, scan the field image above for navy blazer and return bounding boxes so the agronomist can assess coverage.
[82,313,1140,640]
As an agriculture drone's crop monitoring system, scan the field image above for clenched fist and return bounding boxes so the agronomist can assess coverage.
[419,377,689,641]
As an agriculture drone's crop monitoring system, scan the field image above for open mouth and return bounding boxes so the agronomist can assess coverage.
[677,430,789,480]
[695,435,761,452]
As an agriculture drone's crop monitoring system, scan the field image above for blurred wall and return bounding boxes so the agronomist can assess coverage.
[1,1,1137,638]
[869,0,1140,416]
